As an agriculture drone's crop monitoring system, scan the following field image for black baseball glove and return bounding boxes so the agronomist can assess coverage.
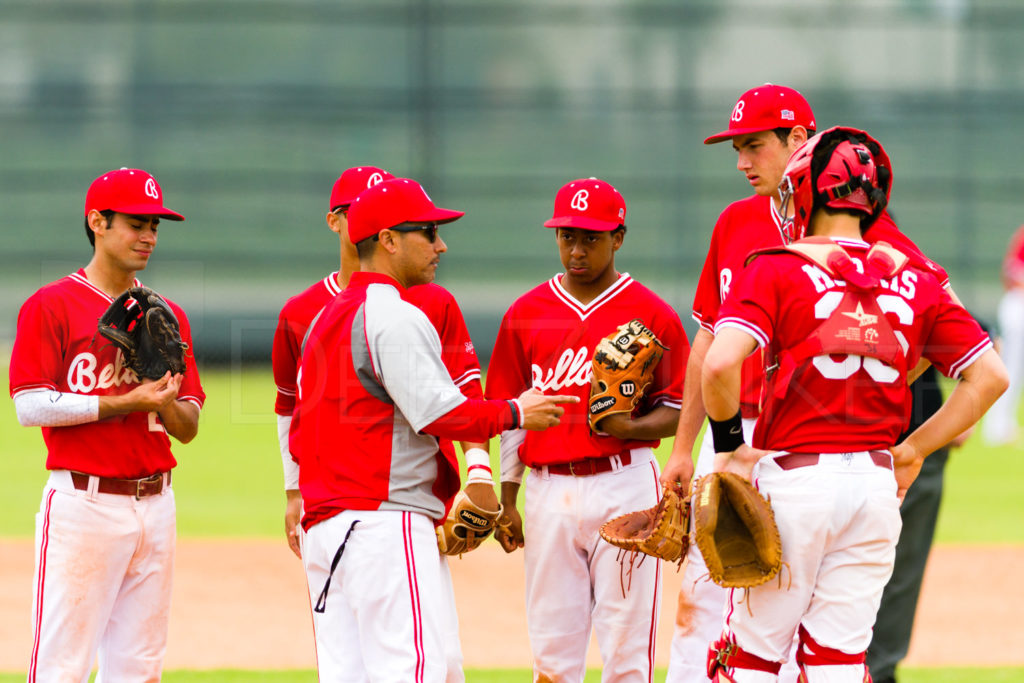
[98,286,188,380]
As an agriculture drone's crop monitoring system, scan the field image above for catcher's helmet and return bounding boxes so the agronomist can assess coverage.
[778,126,891,243]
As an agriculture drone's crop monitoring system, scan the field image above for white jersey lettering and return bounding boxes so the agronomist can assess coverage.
[531,347,591,391]
[67,351,139,393]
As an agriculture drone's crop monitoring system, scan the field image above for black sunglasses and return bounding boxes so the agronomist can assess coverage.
[376,222,440,243]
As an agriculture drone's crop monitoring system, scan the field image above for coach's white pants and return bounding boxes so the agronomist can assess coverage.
[28,470,176,683]
[304,509,463,683]
[524,449,662,683]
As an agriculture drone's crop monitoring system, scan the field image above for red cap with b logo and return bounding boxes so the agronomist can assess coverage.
[704,83,815,145]
[543,178,626,232]
[329,166,395,211]
[347,178,465,244]
[84,168,184,221]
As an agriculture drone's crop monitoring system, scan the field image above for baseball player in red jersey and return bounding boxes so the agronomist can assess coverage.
[700,128,1007,682]
[983,223,1024,444]
[290,177,576,682]
[661,85,953,683]
[9,168,205,682]
[485,178,689,682]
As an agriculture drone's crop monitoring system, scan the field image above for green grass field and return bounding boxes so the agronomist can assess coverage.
[3,365,1023,680]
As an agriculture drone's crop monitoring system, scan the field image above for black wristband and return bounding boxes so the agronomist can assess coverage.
[506,400,520,430]
[708,410,745,453]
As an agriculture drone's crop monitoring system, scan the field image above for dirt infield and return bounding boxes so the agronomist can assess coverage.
[0,539,1020,672]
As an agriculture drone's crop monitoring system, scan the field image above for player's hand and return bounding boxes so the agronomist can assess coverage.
[121,371,182,413]
[890,443,925,504]
[594,412,632,439]
[660,446,695,496]
[517,388,579,430]
[285,489,303,559]
[463,481,500,515]
[712,444,769,482]
[495,502,524,553]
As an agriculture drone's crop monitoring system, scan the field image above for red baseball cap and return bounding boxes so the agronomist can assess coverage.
[543,178,626,232]
[346,178,464,244]
[84,168,184,221]
[704,83,816,145]
[329,166,395,211]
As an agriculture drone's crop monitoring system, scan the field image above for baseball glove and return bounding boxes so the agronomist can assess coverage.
[436,490,503,556]
[589,319,665,430]
[97,286,188,380]
[692,472,782,588]
[599,487,690,564]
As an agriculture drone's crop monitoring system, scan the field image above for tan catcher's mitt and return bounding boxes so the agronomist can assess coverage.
[692,472,782,588]
[436,491,503,556]
[589,319,665,430]
[599,487,690,564]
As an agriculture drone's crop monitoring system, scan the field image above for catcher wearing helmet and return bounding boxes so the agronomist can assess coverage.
[699,129,1007,682]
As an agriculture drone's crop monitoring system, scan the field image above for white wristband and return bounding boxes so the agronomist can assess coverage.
[464,447,493,484]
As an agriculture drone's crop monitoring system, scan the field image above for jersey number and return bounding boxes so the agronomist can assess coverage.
[811,290,912,384]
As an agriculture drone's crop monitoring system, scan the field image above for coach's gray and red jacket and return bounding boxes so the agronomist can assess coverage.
[291,272,516,531]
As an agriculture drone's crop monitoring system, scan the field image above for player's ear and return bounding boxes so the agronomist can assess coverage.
[788,126,809,151]
[87,209,110,235]
[377,229,400,254]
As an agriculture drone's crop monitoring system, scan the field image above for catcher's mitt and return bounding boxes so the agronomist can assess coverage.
[692,472,782,588]
[599,487,690,564]
[436,490,503,556]
[589,319,665,430]
[97,286,188,380]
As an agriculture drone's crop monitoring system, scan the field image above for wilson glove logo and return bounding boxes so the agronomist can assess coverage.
[590,396,616,414]
[619,381,636,397]
[458,510,489,528]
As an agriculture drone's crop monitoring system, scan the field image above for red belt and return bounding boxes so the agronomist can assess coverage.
[71,471,171,498]
[545,452,632,477]
[773,451,892,471]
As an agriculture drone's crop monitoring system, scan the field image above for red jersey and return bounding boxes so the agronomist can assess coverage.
[485,273,688,467]
[692,194,950,416]
[273,273,482,416]
[1002,224,1024,290]
[8,270,205,478]
[716,238,989,453]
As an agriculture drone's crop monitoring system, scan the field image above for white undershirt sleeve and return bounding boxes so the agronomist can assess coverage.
[499,428,528,484]
[277,414,300,491]
[13,389,99,427]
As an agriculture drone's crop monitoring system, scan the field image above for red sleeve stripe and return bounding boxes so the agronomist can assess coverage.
[947,339,993,379]
[714,318,770,348]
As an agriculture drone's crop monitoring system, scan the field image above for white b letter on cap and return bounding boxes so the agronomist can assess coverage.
[570,189,589,211]
[144,178,160,199]
[367,172,383,188]
[731,100,745,122]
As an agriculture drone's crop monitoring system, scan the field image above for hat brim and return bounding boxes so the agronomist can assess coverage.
[401,207,465,226]
[111,203,185,221]
[703,124,783,145]
[543,216,620,232]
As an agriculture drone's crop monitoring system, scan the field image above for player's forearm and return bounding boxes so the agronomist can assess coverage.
[159,400,200,443]
[278,414,300,490]
[14,389,99,427]
[499,480,521,506]
[701,353,743,421]
[602,405,680,440]
[422,399,517,442]
[903,350,1007,458]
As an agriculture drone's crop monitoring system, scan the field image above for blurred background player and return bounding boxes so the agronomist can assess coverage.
[661,84,955,683]
[983,223,1024,445]
[486,178,688,682]
[291,177,575,682]
[9,168,204,681]
[701,127,1006,683]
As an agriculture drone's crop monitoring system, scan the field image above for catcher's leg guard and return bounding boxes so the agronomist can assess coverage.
[708,633,782,682]
[795,626,871,682]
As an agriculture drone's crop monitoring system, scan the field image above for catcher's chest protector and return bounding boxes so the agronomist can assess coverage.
[750,239,912,400]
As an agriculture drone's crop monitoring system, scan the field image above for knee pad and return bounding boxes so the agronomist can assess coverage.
[795,626,870,682]
[707,633,782,681]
